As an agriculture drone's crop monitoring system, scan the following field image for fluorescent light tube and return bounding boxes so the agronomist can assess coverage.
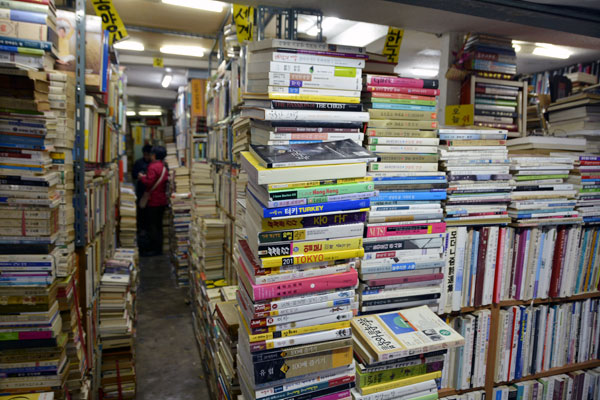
[139,110,163,116]
[162,0,224,12]
[114,40,145,51]
[160,45,205,57]
[161,75,173,88]
[532,44,571,59]
[126,111,136,116]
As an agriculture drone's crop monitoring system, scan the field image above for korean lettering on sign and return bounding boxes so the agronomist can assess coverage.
[233,4,254,43]
[383,27,404,64]
[91,0,128,45]
[445,104,474,126]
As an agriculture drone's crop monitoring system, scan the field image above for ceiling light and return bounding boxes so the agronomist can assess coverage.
[139,110,163,116]
[330,22,388,47]
[411,68,439,77]
[532,44,571,59]
[306,26,319,36]
[126,111,136,116]
[417,49,441,57]
[322,17,341,32]
[160,45,205,57]
[161,74,173,88]
[161,0,224,12]
[513,44,521,53]
[113,40,144,51]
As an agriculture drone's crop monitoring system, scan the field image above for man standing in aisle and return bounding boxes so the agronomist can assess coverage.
[133,144,153,246]
[138,146,169,257]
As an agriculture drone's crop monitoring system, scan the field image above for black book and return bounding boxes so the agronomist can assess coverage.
[249,139,377,168]
[361,293,441,306]
[0,243,55,254]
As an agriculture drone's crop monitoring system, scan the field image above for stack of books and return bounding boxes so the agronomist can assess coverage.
[199,218,226,280]
[360,74,446,314]
[169,192,192,287]
[118,183,137,248]
[98,248,138,400]
[191,161,217,216]
[461,79,521,132]
[47,72,76,278]
[55,272,88,399]
[508,154,580,226]
[548,92,600,142]
[440,127,512,226]
[0,0,57,70]
[237,140,377,400]
[566,71,598,94]
[213,299,240,399]
[567,154,600,224]
[462,34,517,80]
[351,306,464,399]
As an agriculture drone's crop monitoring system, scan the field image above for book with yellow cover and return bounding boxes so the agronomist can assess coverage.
[259,248,365,269]
[268,93,361,104]
[357,371,442,395]
[0,393,55,400]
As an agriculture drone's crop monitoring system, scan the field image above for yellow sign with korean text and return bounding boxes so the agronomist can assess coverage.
[383,27,404,63]
[191,79,207,117]
[91,0,128,45]
[445,104,474,126]
[233,4,254,42]
[153,57,164,68]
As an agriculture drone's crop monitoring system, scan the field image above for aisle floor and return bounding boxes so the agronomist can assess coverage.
[136,255,209,399]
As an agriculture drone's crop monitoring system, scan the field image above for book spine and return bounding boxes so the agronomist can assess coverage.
[268,93,360,104]
[270,182,374,201]
[365,92,436,101]
[268,86,361,98]
[366,222,446,238]
[364,273,444,286]
[267,52,365,67]
[368,109,437,120]
[266,191,374,208]
[252,264,352,285]
[368,120,438,129]
[366,85,440,95]
[248,327,352,352]
[269,100,362,112]
[368,144,438,153]
[258,223,365,244]
[370,103,436,112]
[264,62,360,77]
[0,9,47,24]
[260,211,367,232]
[260,248,364,269]
[267,132,363,141]
[258,237,362,258]
[368,137,438,146]
[269,77,362,91]
[365,76,438,89]
[261,199,371,218]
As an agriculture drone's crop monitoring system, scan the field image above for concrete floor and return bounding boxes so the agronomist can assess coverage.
[136,255,209,399]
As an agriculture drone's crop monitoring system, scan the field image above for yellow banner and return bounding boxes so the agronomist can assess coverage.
[233,4,254,42]
[153,57,164,68]
[445,104,474,126]
[383,27,404,63]
[91,0,128,45]
[191,79,207,117]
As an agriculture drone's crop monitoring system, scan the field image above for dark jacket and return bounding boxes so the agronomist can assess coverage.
[132,158,150,200]
[139,160,168,207]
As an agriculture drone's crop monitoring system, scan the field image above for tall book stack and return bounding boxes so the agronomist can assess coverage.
[98,248,138,399]
[438,128,511,313]
[191,161,217,216]
[461,79,521,132]
[360,74,446,314]
[237,140,378,400]
[462,34,517,81]
[47,72,76,278]
[494,299,600,386]
[199,218,226,280]
[509,155,581,226]
[0,0,57,71]
[567,154,600,224]
[169,191,192,287]
[351,306,464,400]
[213,297,240,399]
[0,68,72,397]
[548,92,600,149]
[118,182,137,248]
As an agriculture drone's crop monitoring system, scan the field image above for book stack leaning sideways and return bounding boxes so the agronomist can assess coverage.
[360,74,446,314]
[352,305,464,400]
[169,165,192,286]
[98,249,138,399]
[118,182,137,247]
[0,68,72,398]
[238,140,378,400]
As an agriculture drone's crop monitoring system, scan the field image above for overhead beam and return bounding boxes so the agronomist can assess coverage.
[127,86,178,99]
[125,24,217,40]
[119,54,209,69]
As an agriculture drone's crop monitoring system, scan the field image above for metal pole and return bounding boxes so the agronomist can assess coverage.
[74,0,86,247]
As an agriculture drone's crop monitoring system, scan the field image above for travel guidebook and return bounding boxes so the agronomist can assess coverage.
[249,139,378,168]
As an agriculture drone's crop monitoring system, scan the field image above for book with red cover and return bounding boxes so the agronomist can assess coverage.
[493,227,506,303]
[549,227,567,298]
[474,227,489,307]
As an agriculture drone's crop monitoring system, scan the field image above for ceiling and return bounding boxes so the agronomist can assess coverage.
[102,0,600,111]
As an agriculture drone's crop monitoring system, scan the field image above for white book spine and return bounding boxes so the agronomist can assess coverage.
[368,163,438,172]
[267,132,364,141]
[368,144,438,153]
[267,76,362,90]
[483,226,498,305]
[453,227,468,312]
[368,137,440,146]
[268,85,360,97]
[257,52,365,67]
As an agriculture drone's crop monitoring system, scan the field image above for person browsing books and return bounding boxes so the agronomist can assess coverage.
[138,146,169,256]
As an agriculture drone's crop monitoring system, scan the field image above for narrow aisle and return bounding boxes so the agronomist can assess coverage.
[136,255,208,399]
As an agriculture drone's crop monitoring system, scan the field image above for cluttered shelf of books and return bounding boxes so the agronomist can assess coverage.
[0,1,140,399]
[184,26,600,400]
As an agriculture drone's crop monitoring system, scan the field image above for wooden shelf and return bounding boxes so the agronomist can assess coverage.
[498,292,600,307]
[494,359,600,386]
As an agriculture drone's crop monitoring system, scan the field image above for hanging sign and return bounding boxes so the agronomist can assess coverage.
[233,4,254,42]
[191,79,207,117]
[153,57,164,68]
[445,104,474,126]
[91,0,128,45]
[383,27,404,63]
